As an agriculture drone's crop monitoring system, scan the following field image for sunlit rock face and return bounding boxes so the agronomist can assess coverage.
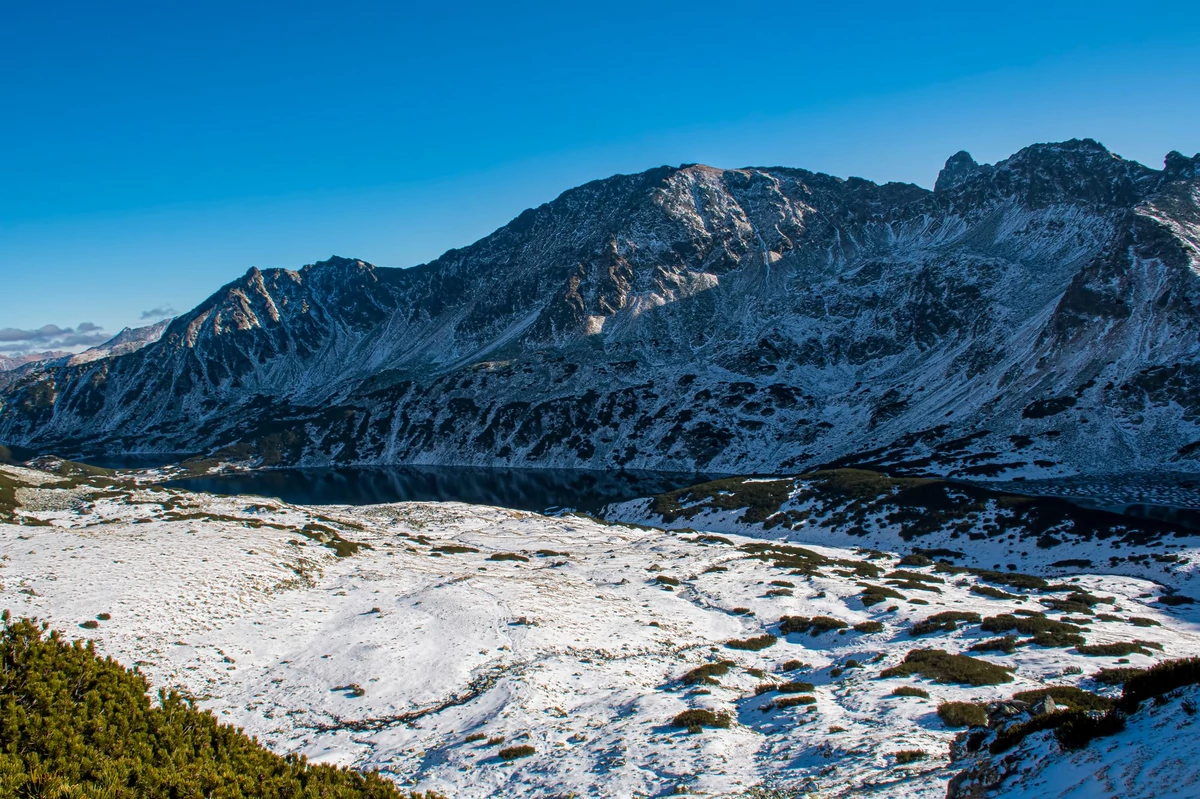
[3,140,1199,479]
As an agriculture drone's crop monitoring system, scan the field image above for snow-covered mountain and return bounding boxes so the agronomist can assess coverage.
[0,321,169,391]
[0,351,69,372]
[64,318,172,365]
[2,140,1198,478]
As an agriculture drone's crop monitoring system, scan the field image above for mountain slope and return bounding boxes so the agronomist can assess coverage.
[1,140,1199,477]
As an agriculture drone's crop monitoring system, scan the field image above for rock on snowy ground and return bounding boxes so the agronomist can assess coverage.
[2,462,1199,798]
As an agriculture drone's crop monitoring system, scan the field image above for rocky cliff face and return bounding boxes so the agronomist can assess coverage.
[2,139,1198,478]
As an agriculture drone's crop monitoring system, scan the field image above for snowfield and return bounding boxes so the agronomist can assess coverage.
[2,463,1199,798]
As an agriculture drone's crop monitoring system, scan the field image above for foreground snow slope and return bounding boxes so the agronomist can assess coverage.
[2,463,1199,798]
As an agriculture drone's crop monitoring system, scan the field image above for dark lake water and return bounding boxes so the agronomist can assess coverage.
[77,453,199,470]
[164,466,718,514]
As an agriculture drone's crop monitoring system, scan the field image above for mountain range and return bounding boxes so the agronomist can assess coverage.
[1,139,1198,480]
[0,320,170,391]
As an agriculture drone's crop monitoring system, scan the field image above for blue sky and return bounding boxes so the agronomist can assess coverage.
[2,0,1199,353]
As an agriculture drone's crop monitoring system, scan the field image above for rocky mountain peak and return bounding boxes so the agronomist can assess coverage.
[933,138,1162,209]
[1164,150,1200,182]
[934,150,989,193]
[302,255,375,274]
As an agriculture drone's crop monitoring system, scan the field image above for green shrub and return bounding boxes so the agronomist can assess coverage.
[1129,617,1161,627]
[779,615,812,635]
[898,554,934,567]
[79,620,99,630]
[892,581,942,594]
[1012,686,1113,713]
[671,709,732,729]
[910,611,981,636]
[990,709,1073,753]
[779,660,807,672]
[464,733,486,743]
[776,681,815,693]
[860,584,907,607]
[96,613,111,621]
[885,570,946,585]
[971,584,1022,600]
[488,552,529,562]
[681,660,735,686]
[1067,590,1115,606]
[1032,630,1087,648]
[853,620,885,634]
[726,634,777,651]
[1092,666,1146,685]
[969,636,1021,654]
[1158,595,1195,606]
[937,701,987,727]
[1120,657,1200,711]
[1055,709,1126,750]
[486,736,505,745]
[981,614,1085,646]
[771,695,816,709]
[498,745,536,760]
[809,616,850,635]
[1076,642,1155,657]
[0,616,415,798]
[890,686,929,698]
[971,569,1048,591]
[432,545,479,554]
[894,750,927,764]
[1040,598,1094,615]
[880,649,1014,686]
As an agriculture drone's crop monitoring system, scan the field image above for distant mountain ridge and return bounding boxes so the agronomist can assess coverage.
[1,139,1198,480]
[0,321,169,392]
[0,352,69,372]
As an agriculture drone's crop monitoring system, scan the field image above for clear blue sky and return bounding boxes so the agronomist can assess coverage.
[2,0,1198,353]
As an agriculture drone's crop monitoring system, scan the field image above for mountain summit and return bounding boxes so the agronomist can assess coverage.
[2,140,1198,479]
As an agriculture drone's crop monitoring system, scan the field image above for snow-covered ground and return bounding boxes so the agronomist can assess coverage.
[2,463,1199,798]
[605,475,1200,592]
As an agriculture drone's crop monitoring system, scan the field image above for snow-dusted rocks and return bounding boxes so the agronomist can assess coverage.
[2,141,1198,479]
[2,462,1199,798]
[604,471,1200,592]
